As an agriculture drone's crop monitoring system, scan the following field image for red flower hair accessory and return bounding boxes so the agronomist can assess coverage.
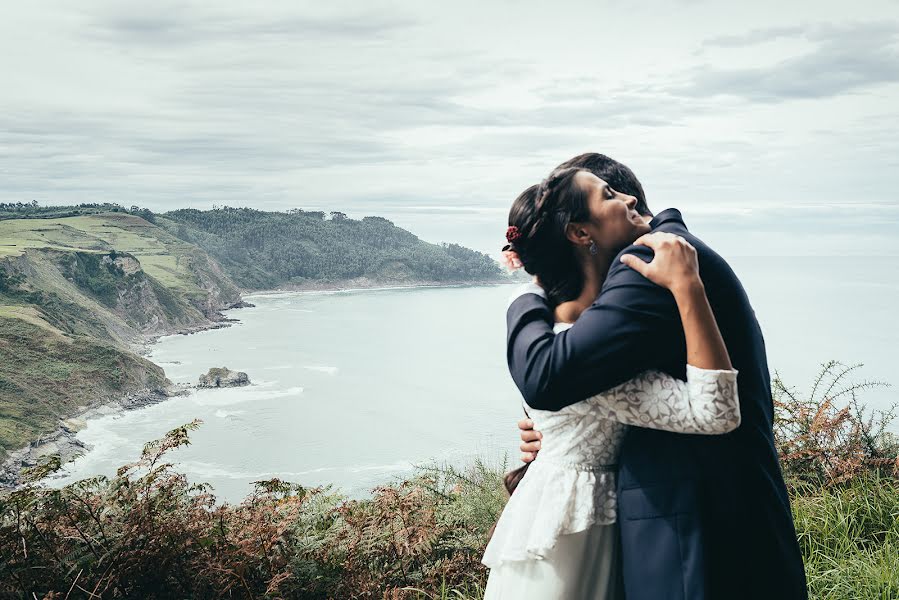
[506,225,523,244]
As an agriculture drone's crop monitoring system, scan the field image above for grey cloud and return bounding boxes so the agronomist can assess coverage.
[86,5,417,46]
[701,26,806,48]
[685,22,899,101]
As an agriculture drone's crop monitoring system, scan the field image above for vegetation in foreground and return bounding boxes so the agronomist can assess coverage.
[1,362,896,600]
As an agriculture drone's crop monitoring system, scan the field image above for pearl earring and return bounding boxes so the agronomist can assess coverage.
[589,240,598,255]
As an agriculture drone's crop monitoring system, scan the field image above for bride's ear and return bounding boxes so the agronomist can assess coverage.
[565,222,591,247]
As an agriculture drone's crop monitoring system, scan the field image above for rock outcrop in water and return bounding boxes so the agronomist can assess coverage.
[198,367,250,388]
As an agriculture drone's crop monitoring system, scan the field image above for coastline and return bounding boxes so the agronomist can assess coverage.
[0,303,249,487]
[242,276,517,296]
[0,387,182,487]
[0,277,514,489]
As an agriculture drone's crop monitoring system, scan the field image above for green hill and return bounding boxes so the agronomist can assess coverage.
[157,207,503,290]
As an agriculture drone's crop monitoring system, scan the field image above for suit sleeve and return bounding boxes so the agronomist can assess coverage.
[506,244,683,411]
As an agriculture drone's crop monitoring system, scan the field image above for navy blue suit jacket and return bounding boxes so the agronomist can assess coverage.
[506,209,807,599]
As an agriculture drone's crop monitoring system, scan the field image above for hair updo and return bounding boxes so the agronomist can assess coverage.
[503,167,592,308]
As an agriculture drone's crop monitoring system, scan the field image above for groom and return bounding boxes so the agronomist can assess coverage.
[506,153,807,599]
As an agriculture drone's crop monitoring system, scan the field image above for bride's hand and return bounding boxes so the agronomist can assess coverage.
[619,232,701,293]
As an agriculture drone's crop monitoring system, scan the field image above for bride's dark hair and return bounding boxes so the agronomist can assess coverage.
[497,168,592,502]
[503,167,592,309]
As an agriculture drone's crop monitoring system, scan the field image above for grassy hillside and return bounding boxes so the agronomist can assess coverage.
[0,213,243,460]
[0,316,167,459]
[0,213,241,319]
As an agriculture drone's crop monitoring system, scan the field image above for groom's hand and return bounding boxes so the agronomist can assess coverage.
[518,418,543,463]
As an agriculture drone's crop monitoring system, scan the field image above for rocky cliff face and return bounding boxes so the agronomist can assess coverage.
[3,246,241,345]
[0,213,247,465]
[186,251,243,317]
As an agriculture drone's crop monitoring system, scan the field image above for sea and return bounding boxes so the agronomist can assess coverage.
[51,256,899,503]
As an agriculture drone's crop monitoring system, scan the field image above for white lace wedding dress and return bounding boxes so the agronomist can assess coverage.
[482,321,741,600]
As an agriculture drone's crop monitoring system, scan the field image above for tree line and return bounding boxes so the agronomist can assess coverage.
[160,206,502,289]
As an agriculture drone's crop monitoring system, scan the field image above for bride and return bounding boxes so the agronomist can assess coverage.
[482,167,741,599]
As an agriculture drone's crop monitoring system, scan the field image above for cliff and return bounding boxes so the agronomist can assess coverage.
[0,213,243,461]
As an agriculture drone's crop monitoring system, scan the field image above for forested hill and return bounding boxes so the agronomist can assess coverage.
[158,207,502,289]
[0,203,505,290]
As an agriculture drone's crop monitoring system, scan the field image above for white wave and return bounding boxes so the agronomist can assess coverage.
[255,386,304,399]
[214,409,245,418]
[154,358,193,367]
[350,461,416,473]
[251,379,280,388]
[303,365,339,375]
[191,385,304,407]
[174,461,340,480]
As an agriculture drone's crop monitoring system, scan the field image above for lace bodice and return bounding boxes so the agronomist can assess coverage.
[482,321,740,568]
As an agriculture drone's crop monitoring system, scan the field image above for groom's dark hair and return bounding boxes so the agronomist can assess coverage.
[555,152,651,217]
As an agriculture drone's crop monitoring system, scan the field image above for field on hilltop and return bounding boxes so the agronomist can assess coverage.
[0,212,231,297]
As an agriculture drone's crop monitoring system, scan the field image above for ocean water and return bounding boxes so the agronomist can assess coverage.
[52,257,899,502]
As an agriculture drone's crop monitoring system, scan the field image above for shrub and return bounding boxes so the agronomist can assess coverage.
[773,360,898,488]
[0,422,506,599]
[1,361,896,599]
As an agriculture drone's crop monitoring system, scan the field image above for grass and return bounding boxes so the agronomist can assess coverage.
[793,476,899,598]
[0,214,204,293]
[0,221,110,258]
[0,305,64,334]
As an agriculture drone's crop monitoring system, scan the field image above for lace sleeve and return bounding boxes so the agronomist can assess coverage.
[582,366,741,434]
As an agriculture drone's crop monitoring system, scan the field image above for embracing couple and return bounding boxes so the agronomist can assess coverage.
[481,153,807,599]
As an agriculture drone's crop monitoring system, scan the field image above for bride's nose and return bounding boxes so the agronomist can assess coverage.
[625,195,637,209]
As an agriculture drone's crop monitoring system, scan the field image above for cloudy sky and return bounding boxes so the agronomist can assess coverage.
[2,0,898,258]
